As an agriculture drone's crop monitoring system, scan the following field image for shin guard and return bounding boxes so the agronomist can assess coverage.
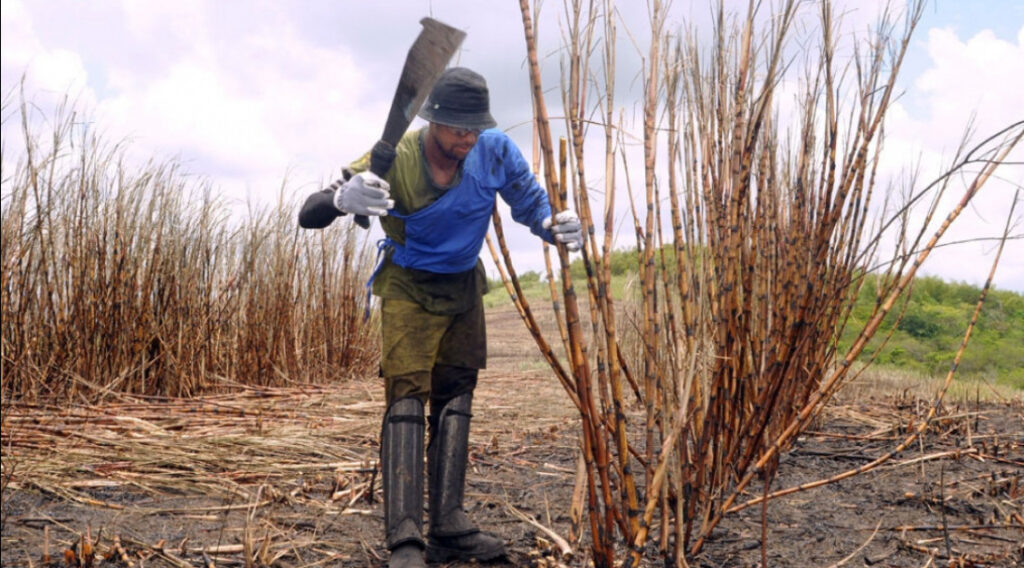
[427,392,505,561]
[381,396,425,552]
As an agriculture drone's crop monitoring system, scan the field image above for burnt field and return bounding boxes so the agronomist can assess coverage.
[2,307,1022,567]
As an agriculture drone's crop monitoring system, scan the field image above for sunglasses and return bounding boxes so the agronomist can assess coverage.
[444,125,482,138]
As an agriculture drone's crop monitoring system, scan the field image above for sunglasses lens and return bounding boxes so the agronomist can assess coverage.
[451,126,479,137]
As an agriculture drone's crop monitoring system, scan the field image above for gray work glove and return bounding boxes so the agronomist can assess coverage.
[331,171,395,217]
[543,209,584,252]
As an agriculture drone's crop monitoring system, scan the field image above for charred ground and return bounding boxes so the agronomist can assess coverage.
[2,306,1021,567]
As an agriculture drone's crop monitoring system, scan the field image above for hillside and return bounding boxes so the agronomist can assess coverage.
[487,254,1023,390]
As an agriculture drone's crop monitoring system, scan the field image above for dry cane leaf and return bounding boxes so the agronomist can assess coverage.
[569,450,586,545]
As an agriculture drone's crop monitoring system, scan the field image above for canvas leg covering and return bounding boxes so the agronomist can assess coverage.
[381,397,426,567]
[426,392,506,562]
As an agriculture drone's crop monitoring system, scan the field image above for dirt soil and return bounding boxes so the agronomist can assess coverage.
[2,305,1022,567]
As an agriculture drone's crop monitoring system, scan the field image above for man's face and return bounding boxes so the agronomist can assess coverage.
[431,123,481,161]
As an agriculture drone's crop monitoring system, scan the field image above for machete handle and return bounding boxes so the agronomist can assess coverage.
[353,140,398,229]
[369,139,398,179]
[352,139,399,229]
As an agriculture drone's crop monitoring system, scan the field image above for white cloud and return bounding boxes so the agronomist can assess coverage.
[98,59,282,173]
[0,0,91,102]
[47,3,382,206]
[24,48,88,98]
[885,25,1024,290]
[1,0,37,68]
[850,19,1023,291]
[916,26,1024,145]
[119,0,206,47]
[2,2,1020,290]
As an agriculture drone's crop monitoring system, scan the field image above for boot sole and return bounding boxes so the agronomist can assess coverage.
[426,542,506,563]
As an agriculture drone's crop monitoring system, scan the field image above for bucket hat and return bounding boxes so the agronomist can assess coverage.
[418,67,497,130]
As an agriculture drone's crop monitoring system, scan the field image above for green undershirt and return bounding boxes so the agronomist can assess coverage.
[348,128,488,315]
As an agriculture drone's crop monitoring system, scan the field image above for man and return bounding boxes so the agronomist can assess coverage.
[299,67,582,567]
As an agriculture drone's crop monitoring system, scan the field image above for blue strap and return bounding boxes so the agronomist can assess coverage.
[364,238,394,321]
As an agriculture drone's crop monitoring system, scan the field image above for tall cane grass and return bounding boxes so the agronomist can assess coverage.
[490,1,1022,565]
[1,95,378,402]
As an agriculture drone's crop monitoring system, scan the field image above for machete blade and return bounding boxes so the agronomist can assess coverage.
[380,17,466,145]
[354,17,465,228]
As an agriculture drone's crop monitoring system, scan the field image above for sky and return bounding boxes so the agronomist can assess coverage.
[2,0,1022,291]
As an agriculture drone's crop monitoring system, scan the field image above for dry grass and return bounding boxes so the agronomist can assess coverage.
[840,365,1024,405]
[1,381,386,566]
[1,343,1018,567]
[2,382,383,504]
[0,330,581,567]
[1,95,379,402]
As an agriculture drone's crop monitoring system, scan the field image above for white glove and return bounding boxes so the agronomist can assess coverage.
[543,209,584,252]
[331,172,395,216]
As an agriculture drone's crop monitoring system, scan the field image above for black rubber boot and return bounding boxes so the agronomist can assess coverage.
[381,397,427,568]
[426,392,506,563]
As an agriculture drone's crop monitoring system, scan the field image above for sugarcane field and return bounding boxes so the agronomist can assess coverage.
[3,0,1023,566]
[2,304,1022,567]
[2,305,1024,568]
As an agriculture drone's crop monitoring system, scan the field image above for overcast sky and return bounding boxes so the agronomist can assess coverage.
[2,0,1022,291]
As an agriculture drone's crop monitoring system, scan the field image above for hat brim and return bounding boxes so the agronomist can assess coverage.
[418,106,497,130]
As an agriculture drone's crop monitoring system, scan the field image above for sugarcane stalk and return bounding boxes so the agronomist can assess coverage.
[732,192,1017,513]
[518,1,611,563]
[694,122,1022,555]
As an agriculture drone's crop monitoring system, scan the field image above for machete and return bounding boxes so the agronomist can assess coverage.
[353,17,466,228]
